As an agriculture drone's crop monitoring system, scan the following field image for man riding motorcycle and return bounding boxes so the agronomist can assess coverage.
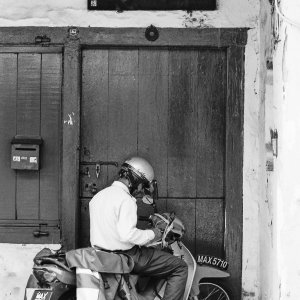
[89,157,188,300]
[25,157,231,300]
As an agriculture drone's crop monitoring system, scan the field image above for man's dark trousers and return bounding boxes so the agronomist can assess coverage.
[125,246,188,300]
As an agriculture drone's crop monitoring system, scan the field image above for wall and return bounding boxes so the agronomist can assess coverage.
[0,0,268,299]
[258,2,277,300]
[0,0,259,28]
[273,0,300,299]
[0,244,60,299]
[242,1,274,299]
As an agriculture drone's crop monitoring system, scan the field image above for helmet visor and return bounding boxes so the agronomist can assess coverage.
[121,162,149,184]
[142,180,158,205]
[143,180,157,196]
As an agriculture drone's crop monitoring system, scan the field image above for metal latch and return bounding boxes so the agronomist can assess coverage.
[35,35,51,47]
[81,161,118,178]
[33,223,49,238]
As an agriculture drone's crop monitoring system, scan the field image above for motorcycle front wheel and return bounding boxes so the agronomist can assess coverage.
[197,279,231,300]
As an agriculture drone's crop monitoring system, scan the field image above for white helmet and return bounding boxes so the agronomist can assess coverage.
[120,157,154,185]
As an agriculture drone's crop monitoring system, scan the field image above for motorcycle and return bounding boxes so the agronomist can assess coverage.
[24,190,232,300]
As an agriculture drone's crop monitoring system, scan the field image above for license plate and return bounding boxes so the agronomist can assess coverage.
[196,254,228,270]
[31,290,53,300]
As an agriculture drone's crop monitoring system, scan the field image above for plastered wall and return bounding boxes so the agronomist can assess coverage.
[0,0,259,28]
[258,2,277,300]
[0,244,60,299]
[273,1,300,298]
[242,2,274,299]
[0,0,272,299]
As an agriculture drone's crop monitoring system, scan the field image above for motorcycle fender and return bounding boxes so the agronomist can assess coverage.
[189,265,230,297]
[195,265,230,280]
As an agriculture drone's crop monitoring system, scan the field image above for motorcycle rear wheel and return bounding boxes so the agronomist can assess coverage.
[197,279,231,300]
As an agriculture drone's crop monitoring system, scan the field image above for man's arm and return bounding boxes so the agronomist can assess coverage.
[116,199,155,246]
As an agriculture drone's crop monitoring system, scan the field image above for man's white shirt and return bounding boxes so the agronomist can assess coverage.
[89,181,155,250]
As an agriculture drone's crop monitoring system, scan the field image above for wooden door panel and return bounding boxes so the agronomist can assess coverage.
[195,198,224,257]
[107,49,139,183]
[0,53,17,219]
[195,50,226,198]
[138,49,169,197]
[16,54,41,220]
[168,50,197,198]
[40,53,62,220]
[81,49,110,189]
[165,198,224,257]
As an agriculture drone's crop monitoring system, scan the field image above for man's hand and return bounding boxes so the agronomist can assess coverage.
[150,227,163,242]
[150,214,166,229]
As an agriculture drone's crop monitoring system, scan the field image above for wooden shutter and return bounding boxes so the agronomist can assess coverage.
[0,47,62,243]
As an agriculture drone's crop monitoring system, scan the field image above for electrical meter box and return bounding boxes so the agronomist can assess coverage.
[11,135,43,170]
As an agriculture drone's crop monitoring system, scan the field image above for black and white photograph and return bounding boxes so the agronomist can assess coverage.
[0,0,299,299]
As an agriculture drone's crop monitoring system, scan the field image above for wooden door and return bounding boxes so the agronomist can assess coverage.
[80,47,226,259]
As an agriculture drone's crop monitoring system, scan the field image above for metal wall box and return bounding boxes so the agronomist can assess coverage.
[11,135,43,170]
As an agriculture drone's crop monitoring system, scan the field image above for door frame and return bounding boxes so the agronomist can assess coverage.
[0,26,246,298]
